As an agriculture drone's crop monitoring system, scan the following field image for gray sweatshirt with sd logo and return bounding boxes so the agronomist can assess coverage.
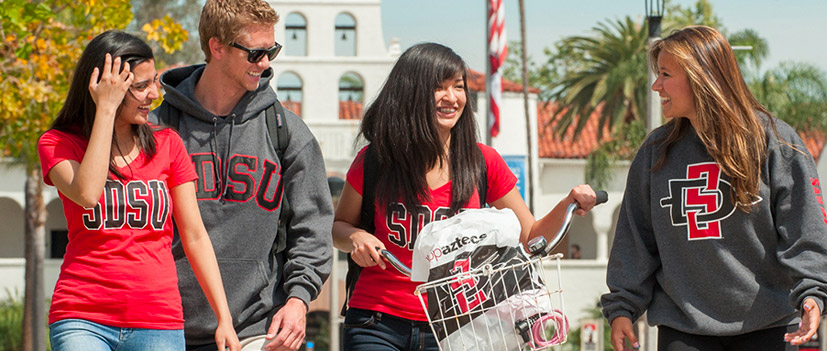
[602,116,827,335]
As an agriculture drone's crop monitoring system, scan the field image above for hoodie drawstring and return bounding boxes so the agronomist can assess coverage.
[218,114,236,203]
[209,116,224,202]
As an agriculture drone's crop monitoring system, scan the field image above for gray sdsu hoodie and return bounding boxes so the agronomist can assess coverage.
[149,64,333,345]
[601,115,827,336]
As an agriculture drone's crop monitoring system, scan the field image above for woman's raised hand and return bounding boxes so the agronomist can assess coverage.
[88,53,133,114]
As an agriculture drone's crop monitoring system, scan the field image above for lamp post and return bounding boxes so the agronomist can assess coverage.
[645,0,664,133]
[639,6,665,351]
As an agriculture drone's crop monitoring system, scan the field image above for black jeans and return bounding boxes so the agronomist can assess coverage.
[658,325,798,351]
[342,308,438,351]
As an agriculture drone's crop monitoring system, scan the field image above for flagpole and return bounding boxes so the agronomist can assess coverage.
[485,0,492,146]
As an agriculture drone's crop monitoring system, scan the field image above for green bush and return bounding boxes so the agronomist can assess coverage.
[0,290,51,351]
[0,290,23,351]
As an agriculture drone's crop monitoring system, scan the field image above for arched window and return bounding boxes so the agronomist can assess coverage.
[334,13,356,56]
[338,72,364,119]
[277,72,303,115]
[284,12,307,56]
[0,198,23,258]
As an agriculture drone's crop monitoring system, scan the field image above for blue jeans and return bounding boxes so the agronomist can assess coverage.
[342,308,438,351]
[50,318,184,351]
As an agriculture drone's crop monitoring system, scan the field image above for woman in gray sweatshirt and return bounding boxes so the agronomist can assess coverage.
[601,25,827,351]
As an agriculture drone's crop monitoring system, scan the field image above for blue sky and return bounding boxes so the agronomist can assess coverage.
[381,0,827,75]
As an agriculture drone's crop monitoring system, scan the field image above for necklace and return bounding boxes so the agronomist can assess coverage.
[113,137,139,167]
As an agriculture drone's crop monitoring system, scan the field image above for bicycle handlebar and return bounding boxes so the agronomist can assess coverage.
[378,190,608,277]
[379,248,412,277]
[539,190,608,256]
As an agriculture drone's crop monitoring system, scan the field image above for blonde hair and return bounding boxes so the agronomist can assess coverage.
[199,0,279,62]
[650,25,773,211]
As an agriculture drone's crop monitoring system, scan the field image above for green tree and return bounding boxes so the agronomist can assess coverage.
[542,0,732,142]
[528,0,819,188]
[544,17,648,140]
[750,62,827,132]
[728,29,770,78]
[1,1,188,348]
[128,0,202,66]
[662,0,722,31]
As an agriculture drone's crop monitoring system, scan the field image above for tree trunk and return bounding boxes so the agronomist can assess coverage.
[22,168,46,351]
[518,0,534,212]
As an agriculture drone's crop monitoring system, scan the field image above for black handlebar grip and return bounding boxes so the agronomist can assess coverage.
[595,190,609,205]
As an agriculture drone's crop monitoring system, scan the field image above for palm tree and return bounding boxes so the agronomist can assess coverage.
[544,17,648,139]
[663,0,722,31]
[750,62,827,132]
[728,29,770,78]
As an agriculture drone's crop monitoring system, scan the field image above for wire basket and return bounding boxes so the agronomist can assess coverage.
[414,253,568,351]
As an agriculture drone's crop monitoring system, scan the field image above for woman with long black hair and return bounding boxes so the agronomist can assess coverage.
[38,30,239,351]
[332,42,598,351]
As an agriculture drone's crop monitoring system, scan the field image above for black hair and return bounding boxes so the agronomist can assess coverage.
[50,30,157,179]
[359,42,482,214]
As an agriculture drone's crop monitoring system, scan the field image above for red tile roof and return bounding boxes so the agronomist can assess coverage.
[466,69,541,94]
[339,100,363,120]
[280,100,362,120]
[800,131,825,161]
[281,100,302,116]
[537,102,612,159]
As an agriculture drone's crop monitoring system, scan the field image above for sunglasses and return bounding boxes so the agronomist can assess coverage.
[231,41,283,63]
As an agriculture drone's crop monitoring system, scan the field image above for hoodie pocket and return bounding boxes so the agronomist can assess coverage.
[178,258,270,342]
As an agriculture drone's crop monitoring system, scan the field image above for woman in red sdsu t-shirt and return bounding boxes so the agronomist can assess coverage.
[331,42,600,351]
[37,31,239,351]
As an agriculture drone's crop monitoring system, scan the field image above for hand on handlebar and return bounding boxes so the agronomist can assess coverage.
[568,184,601,216]
[350,231,386,270]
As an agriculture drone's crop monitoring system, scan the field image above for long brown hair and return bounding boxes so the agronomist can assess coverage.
[650,25,773,211]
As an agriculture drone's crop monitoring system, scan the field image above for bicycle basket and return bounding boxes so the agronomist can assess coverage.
[414,253,568,351]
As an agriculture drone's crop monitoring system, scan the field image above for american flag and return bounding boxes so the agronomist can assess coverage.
[488,0,507,138]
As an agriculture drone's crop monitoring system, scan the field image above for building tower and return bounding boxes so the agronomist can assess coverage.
[269,0,400,174]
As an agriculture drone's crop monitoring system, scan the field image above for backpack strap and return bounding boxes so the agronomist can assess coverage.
[359,145,379,234]
[340,145,378,316]
[266,101,292,254]
[477,146,488,206]
[268,101,290,159]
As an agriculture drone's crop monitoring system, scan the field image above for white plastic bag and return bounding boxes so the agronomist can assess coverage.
[411,207,522,282]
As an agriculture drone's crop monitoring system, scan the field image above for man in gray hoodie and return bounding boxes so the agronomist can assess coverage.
[149,0,333,350]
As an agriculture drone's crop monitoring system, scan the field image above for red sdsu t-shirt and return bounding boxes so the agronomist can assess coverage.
[38,127,197,329]
[346,143,518,321]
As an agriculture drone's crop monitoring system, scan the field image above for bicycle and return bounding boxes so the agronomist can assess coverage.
[381,190,608,351]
